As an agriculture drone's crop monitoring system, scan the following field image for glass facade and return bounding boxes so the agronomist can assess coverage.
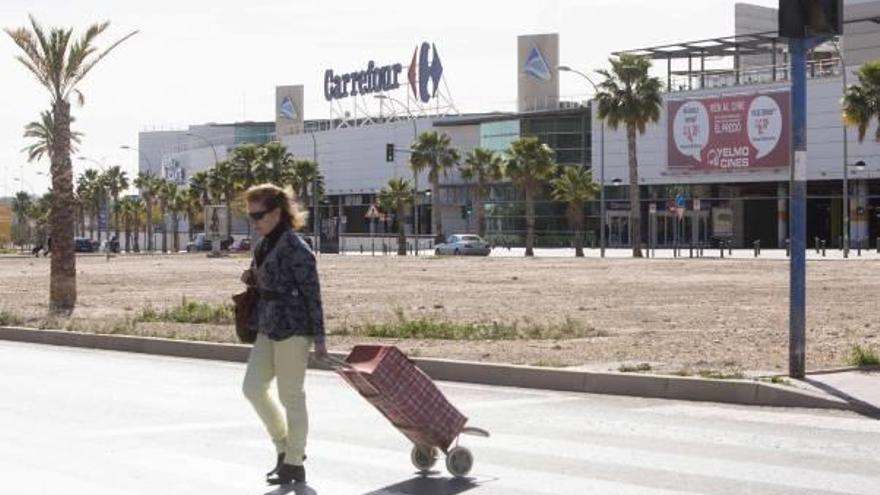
[520,110,590,166]
[480,120,520,152]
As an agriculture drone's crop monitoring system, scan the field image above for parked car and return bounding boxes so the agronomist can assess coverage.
[231,237,252,252]
[186,233,213,252]
[434,234,491,256]
[74,237,95,253]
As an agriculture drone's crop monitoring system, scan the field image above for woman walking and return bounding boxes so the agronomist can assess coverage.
[240,184,327,485]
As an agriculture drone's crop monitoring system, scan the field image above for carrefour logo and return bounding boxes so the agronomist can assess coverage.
[323,41,443,103]
[409,42,443,103]
[523,45,552,82]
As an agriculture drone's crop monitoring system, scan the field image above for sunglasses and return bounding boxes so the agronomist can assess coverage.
[248,209,274,221]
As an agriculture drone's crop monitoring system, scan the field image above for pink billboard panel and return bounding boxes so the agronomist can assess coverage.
[667,91,790,170]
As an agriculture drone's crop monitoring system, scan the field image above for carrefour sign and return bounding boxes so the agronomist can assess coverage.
[324,42,443,103]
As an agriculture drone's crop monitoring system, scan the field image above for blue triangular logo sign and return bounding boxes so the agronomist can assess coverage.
[279,95,298,120]
[524,46,552,82]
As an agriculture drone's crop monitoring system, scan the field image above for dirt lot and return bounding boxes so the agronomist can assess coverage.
[1,252,878,374]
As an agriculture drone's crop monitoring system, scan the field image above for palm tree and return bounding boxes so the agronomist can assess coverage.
[595,54,663,258]
[22,111,82,162]
[505,137,558,257]
[11,192,32,250]
[134,172,161,252]
[77,168,102,240]
[157,179,175,253]
[169,188,188,253]
[253,142,292,185]
[208,160,237,239]
[410,131,461,242]
[552,166,599,257]
[377,177,415,256]
[6,16,137,314]
[29,192,53,248]
[102,165,128,243]
[291,159,324,237]
[117,197,133,252]
[459,147,505,237]
[188,171,210,240]
[130,197,145,252]
[843,60,880,143]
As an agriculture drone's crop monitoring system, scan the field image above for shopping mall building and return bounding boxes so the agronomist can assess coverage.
[138,1,880,252]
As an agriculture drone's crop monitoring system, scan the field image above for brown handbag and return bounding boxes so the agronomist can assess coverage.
[232,287,258,344]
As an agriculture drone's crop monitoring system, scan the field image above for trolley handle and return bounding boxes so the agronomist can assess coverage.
[319,354,352,370]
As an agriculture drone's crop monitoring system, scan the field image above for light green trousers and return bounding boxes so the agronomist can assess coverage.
[242,333,312,465]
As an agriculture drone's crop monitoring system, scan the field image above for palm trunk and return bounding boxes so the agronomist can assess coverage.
[49,99,77,314]
[431,177,442,243]
[114,196,121,242]
[226,190,233,240]
[172,213,180,252]
[525,185,535,257]
[475,184,486,238]
[145,200,153,252]
[124,214,131,253]
[160,203,168,253]
[573,203,584,257]
[397,205,407,256]
[627,125,642,258]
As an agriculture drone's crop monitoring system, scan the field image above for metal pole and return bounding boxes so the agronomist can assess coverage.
[841,49,850,259]
[412,119,419,256]
[789,38,808,379]
[310,131,320,253]
[600,120,606,258]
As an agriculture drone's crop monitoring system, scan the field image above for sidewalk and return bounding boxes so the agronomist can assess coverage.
[799,368,880,418]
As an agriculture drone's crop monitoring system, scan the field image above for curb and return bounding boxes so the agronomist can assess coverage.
[0,326,849,411]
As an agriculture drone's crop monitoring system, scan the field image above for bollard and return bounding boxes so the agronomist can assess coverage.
[689,243,693,258]
[785,238,790,257]
[821,239,826,257]
[877,236,880,254]
[728,242,732,256]
[815,236,821,254]
[720,240,725,259]
[857,239,862,257]
[360,245,363,254]
[753,240,759,258]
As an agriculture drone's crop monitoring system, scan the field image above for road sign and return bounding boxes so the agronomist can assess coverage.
[365,204,381,219]
[649,203,657,214]
[675,193,686,208]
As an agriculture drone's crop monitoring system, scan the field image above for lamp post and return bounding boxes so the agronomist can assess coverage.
[375,94,421,255]
[185,132,220,166]
[120,145,154,175]
[558,65,607,257]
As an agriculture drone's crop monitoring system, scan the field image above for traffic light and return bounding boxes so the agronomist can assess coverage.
[779,0,843,38]
[386,143,395,162]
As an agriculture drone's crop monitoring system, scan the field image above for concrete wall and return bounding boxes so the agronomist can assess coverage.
[281,119,435,194]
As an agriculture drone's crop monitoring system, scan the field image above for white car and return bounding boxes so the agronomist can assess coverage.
[434,234,491,256]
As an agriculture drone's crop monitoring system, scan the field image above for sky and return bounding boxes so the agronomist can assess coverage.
[0,0,781,197]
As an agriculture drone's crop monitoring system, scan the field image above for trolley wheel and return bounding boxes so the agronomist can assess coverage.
[445,446,473,477]
[410,445,438,472]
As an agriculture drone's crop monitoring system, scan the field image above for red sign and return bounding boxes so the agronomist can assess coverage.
[667,92,790,170]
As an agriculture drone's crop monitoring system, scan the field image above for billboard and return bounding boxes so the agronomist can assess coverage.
[0,204,11,244]
[667,91,790,171]
[518,33,559,112]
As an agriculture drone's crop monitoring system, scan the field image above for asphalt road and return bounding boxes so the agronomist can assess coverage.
[1,341,879,495]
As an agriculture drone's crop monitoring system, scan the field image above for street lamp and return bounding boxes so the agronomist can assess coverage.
[76,156,109,171]
[375,94,421,255]
[185,132,220,166]
[120,145,154,175]
[558,65,607,257]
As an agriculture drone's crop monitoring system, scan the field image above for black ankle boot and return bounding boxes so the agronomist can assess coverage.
[266,463,305,485]
[266,454,307,478]
[266,453,285,478]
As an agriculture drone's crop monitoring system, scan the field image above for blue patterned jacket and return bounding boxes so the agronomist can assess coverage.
[248,227,325,344]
